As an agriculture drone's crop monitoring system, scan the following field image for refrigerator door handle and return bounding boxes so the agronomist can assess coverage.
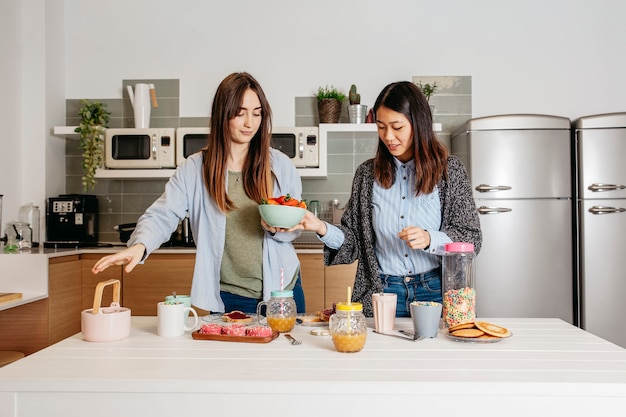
[475,184,512,193]
[477,206,513,215]
[588,183,626,192]
[588,205,626,215]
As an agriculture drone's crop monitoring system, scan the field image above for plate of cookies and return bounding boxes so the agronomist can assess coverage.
[443,321,512,343]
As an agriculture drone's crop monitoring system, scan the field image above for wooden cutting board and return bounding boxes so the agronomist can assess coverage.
[0,292,23,303]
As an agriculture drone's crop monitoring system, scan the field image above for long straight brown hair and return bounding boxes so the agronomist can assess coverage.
[203,72,273,213]
[373,81,448,195]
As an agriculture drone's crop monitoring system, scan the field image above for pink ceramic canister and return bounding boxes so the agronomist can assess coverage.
[81,279,131,342]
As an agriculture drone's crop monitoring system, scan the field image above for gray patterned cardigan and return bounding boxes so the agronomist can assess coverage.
[324,155,482,317]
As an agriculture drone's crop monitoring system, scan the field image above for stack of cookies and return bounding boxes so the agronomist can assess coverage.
[448,321,511,340]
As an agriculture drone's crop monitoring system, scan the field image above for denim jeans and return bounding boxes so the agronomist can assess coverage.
[220,273,306,314]
[380,267,442,317]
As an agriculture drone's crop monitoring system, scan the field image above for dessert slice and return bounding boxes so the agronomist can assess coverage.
[222,310,253,324]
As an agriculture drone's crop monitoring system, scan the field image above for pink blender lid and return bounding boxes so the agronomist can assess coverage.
[445,242,474,252]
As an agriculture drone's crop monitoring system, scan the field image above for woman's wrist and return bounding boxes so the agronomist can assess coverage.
[316,220,328,237]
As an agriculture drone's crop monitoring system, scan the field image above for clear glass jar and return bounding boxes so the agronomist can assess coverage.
[256,290,297,333]
[442,242,476,327]
[19,203,40,247]
[4,221,32,253]
[329,302,367,353]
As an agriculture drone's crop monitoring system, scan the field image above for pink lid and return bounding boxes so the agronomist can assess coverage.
[445,242,474,252]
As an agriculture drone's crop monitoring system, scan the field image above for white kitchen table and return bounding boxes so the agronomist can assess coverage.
[0,317,625,417]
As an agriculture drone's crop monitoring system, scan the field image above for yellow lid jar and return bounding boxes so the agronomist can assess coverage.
[329,302,367,353]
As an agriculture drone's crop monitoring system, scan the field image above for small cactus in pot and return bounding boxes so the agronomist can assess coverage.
[347,84,367,123]
[349,84,361,105]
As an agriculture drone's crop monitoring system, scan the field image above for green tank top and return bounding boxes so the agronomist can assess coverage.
[220,171,264,299]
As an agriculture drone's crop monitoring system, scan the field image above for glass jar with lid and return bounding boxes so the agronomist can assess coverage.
[256,290,297,333]
[442,242,476,328]
[4,221,32,253]
[329,302,367,353]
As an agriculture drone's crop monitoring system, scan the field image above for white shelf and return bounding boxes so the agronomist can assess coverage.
[53,126,79,138]
[94,168,176,179]
[319,122,442,133]
[319,123,377,132]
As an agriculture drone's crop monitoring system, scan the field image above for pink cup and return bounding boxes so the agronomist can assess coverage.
[372,293,397,333]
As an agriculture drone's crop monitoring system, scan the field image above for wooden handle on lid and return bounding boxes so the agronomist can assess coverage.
[92,279,121,315]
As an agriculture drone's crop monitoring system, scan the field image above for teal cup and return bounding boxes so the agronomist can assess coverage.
[165,294,192,320]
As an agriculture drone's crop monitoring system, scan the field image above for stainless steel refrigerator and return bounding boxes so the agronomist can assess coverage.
[452,114,575,324]
[575,113,626,348]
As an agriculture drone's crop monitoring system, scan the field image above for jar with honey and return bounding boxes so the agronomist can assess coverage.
[329,302,367,353]
[256,290,297,333]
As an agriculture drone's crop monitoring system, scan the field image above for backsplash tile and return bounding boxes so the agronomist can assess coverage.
[64,76,471,242]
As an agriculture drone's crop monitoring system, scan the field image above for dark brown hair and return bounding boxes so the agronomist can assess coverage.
[203,72,273,212]
[373,81,448,195]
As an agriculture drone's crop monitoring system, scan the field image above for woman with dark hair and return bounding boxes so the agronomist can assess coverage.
[92,72,306,314]
[300,81,481,317]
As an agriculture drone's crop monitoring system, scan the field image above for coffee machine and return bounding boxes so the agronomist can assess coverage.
[45,194,99,248]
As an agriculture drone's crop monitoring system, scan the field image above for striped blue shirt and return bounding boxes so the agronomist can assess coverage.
[321,157,450,275]
[372,158,444,275]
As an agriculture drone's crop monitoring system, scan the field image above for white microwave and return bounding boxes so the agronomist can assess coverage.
[175,126,320,169]
[176,127,210,167]
[104,128,176,169]
[271,126,319,168]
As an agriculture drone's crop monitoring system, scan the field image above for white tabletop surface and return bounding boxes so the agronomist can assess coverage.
[1,316,625,417]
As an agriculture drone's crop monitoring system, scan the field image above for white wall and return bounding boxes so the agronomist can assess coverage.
[64,0,626,124]
[0,0,64,233]
[1,0,625,228]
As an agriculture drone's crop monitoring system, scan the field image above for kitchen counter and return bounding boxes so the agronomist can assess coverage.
[0,317,624,417]
[0,244,321,312]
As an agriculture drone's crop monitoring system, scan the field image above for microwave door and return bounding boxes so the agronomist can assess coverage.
[183,134,209,158]
[113,134,151,160]
[271,133,297,159]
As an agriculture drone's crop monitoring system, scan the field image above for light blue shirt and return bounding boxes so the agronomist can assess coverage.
[128,148,302,312]
[321,157,450,275]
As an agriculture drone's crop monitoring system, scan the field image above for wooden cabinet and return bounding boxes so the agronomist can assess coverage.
[48,255,82,344]
[122,254,196,316]
[298,253,325,313]
[298,253,357,313]
[325,262,357,308]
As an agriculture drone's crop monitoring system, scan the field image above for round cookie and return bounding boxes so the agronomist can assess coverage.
[448,321,475,332]
[475,321,511,338]
[451,328,484,338]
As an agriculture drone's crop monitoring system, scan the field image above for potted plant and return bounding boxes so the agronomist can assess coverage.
[74,100,111,191]
[416,81,438,102]
[416,81,438,115]
[347,84,367,124]
[316,85,345,124]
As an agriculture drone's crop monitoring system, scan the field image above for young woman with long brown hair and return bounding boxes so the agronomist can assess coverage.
[92,72,306,314]
[299,81,481,317]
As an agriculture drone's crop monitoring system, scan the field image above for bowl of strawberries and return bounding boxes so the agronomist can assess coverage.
[259,194,307,228]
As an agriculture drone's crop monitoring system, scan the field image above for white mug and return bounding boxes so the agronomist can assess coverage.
[157,301,198,337]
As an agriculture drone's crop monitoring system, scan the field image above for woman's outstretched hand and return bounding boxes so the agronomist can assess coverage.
[91,244,146,274]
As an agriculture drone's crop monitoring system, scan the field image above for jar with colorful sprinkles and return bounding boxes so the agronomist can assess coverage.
[442,242,476,328]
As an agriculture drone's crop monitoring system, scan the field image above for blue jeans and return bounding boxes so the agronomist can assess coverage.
[220,273,306,314]
[380,268,442,317]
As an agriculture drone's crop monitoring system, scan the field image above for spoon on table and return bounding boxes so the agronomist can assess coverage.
[399,329,426,341]
[372,330,415,341]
